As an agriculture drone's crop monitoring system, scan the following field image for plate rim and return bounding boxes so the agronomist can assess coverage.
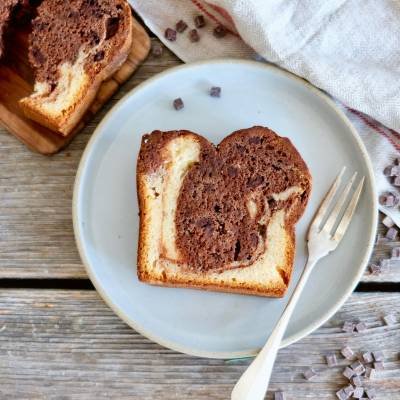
[72,59,378,359]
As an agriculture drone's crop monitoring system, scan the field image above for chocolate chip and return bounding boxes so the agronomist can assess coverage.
[383,313,396,325]
[105,17,119,39]
[189,29,200,42]
[372,351,384,362]
[394,176,400,186]
[386,227,398,240]
[383,166,392,176]
[303,367,316,380]
[353,387,364,398]
[274,391,285,400]
[390,165,400,176]
[364,366,376,379]
[326,353,338,367]
[249,137,262,144]
[391,247,400,259]
[351,375,363,386]
[213,24,227,38]
[343,384,354,396]
[351,361,365,375]
[373,361,384,370]
[341,346,355,359]
[176,19,188,33]
[173,98,184,110]
[194,15,206,28]
[343,366,355,379]
[94,50,105,61]
[395,158,400,165]
[355,322,367,332]
[210,86,221,97]
[165,27,177,41]
[247,175,264,188]
[369,264,382,275]
[31,46,46,65]
[362,352,374,364]
[382,215,395,228]
[342,321,355,333]
[379,192,400,207]
[152,42,163,57]
[335,389,348,400]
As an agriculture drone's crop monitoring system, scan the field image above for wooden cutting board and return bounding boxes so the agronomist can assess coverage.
[0,14,150,155]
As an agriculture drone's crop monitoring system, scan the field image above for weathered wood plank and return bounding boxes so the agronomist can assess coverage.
[0,290,399,399]
[0,38,398,282]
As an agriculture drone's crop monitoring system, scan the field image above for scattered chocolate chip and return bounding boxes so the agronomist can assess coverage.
[213,24,227,38]
[176,19,188,33]
[364,366,376,379]
[173,98,184,110]
[369,264,382,275]
[390,165,400,176]
[393,176,400,186]
[336,389,348,400]
[189,29,200,42]
[362,352,374,364]
[373,361,384,370]
[365,388,376,399]
[210,86,221,97]
[165,27,177,41]
[194,15,206,28]
[383,313,397,325]
[382,215,395,228]
[356,322,368,332]
[341,346,355,359]
[303,367,317,380]
[351,361,366,375]
[152,42,163,57]
[353,387,364,398]
[383,166,392,176]
[342,321,355,333]
[379,191,400,207]
[344,384,355,395]
[395,158,400,165]
[372,351,384,362]
[351,375,363,387]
[252,52,266,62]
[386,227,398,240]
[326,353,338,367]
[274,391,285,400]
[391,247,400,259]
[343,366,355,379]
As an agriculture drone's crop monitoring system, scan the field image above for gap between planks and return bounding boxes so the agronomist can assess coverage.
[0,279,399,291]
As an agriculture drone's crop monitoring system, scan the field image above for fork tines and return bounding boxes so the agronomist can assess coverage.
[311,167,364,241]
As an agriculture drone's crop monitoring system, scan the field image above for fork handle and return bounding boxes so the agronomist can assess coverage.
[231,257,317,400]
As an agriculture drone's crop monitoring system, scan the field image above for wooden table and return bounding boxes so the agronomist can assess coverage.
[1,33,399,399]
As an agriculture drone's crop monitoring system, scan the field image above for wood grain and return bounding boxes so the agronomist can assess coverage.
[0,290,399,399]
[0,15,150,155]
[0,38,398,282]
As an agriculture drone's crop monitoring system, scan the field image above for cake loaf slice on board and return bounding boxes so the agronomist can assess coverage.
[19,0,133,136]
[137,126,312,297]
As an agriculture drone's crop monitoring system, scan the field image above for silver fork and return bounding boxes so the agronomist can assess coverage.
[231,167,365,400]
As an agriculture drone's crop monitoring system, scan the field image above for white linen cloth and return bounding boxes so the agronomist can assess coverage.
[129,0,400,226]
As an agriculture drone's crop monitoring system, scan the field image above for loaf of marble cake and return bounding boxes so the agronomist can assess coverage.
[136,126,312,297]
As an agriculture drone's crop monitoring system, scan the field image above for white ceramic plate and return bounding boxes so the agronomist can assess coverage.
[73,60,377,359]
